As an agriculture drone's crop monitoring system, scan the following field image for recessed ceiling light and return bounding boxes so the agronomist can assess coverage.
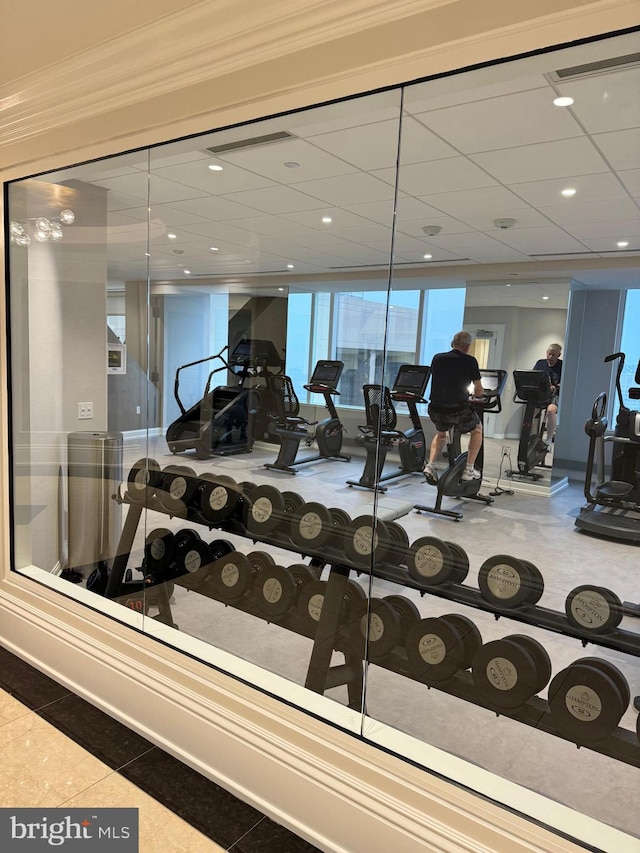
[561,188,577,197]
[423,254,433,260]
[617,240,629,248]
[184,269,191,274]
[210,246,219,252]
[167,233,177,239]
[542,296,550,300]
[278,287,285,291]
[322,216,333,224]
[287,264,294,269]
[284,161,300,168]
[208,164,224,171]
[505,283,511,287]
[553,96,574,107]
[144,252,150,257]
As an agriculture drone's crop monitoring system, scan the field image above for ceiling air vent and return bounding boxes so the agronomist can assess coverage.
[549,52,640,81]
[203,131,296,155]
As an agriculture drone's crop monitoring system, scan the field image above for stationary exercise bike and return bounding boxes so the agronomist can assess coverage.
[346,364,430,492]
[508,369,553,480]
[575,351,640,543]
[415,368,507,521]
[264,360,351,474]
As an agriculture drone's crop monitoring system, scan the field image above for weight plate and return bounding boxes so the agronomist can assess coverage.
[145,528,176,573]
[288,563,317,588]
[126,457,161,504]
[86,566,109,595]
[198,473,240,523]
[208,539,235,562]
[246,551,276,572]
[471,638,539,711]
[407,537,454,586]
[565,585,623,634]
[349,597,400,661]
[343,515,390,567]
[329,507,352,532]
[282,491,305,515]
[238,481,258,496]
[385,521,410,566]
[439,614,482,670]
[297,579,329,633]
[307,557,325,578]
[175,528,202,546]
[211,551,254,602]
[405,617,465,683]
[478,555,533,609]
[179,539,213,575]
[290,502,332,551]
[245,485,286,536]
[344,580,367,620]
[506,634,552,694]
[576,657,630,710]
[444,542,469,585]
[382,595,421,642]
[253,564,297,621]
[520,560,544,606]
[548,662,625,743]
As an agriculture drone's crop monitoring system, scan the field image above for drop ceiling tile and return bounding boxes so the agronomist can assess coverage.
[148,150,210,169]
[556,66,640,134]
[414,86,583,153]
[463,244,534,263]
[377,157,498,195]
[216,137,359,182]
[292,172,397,205]
[346,197,437,224]
[105,190,149,211]
[417,185,530,217]
[404,73,548,114]
[169,195,260,221]
[455,206,551,231]
[470,137,610,183]
[564,218,640,239]
[484,226,588,254]
[617,169,640,197]
[336,223,394,247]
[592,128,640,171]
[396,215,473,238]
[278,208,378,230]
[222,185,328,214]
[536,198,640,226]
[508,171,630,206]
[98,172,210,204]
[573,236,640,253]
[222,215,318,237]
[153,159,276,193]
[425,232,512,250]
[293,96,401,138]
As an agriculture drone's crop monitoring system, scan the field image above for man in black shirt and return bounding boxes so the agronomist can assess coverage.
[423,331,484,484]
[532,343,562,445]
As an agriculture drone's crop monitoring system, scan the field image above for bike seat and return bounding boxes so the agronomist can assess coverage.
[596,480,633,499]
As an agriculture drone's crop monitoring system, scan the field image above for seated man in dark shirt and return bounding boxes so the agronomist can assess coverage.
[532,343,562,444]
[423,330,484,485]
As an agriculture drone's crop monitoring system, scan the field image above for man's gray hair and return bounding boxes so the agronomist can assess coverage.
[452,331,472,349]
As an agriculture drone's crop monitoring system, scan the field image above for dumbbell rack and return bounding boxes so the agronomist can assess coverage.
[105,484,640,769]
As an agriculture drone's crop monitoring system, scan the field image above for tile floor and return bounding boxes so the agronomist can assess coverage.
[0,645,320,852]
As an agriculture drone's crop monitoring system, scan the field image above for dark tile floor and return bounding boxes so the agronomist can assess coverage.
[0,645,321,852]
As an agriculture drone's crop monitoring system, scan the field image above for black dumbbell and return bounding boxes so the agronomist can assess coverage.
[156,465,199,517]
[548,657,629,744]
[565,585,623,634]
[405,616,468,684]
[471,634,552,712]
[144,528,176,578]
[198,473,240,524]
[289,501,333,551]
[350,594,421,661]
[244,484,286,537]
[477,555,540,609]
[343,515,391,568]
[444,542,470,584]
[252,560,314,622]
[385,521,410,567]
[296,577,366,634]
[211,550,257,603]
[406,537,455,586]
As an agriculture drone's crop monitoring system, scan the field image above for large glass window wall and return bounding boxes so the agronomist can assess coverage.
[5,31,640,852]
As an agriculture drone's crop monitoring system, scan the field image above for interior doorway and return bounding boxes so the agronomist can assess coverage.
[464,324,506,438]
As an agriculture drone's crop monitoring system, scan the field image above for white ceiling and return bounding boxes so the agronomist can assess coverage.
[46,31,640,305]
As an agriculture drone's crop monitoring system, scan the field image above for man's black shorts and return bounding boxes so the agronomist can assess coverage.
[428,403,480,434]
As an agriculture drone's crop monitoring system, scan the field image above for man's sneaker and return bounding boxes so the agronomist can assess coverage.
[423,462,438,485]
[461,465,481,481]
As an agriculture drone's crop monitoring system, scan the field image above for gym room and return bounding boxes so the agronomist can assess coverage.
[5,25,640,853]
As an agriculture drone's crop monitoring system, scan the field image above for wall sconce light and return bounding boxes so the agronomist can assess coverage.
[10,209,75,247]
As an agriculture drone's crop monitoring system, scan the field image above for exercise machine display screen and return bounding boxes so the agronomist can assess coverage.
[309,361,343,387]
[479,369,507,394]
[513,369,552,403]
[393,365,430,396]
[229,338,283,368]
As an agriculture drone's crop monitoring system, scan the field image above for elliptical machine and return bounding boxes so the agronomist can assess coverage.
[575,352,640,543]
[415,368,507,521]
[346,364,430,492]
[507,369,553,480]
[264,360,351,474]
